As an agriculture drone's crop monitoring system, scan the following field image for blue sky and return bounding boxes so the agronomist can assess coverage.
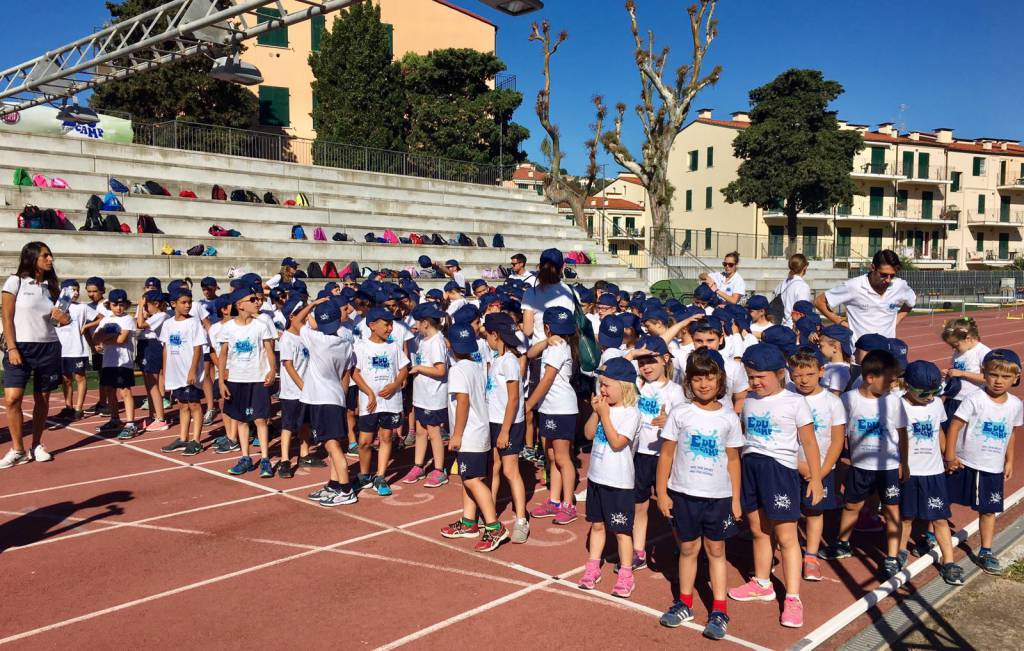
[3,0,1022,175]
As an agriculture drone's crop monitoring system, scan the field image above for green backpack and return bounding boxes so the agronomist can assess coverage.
[12,168,33,187]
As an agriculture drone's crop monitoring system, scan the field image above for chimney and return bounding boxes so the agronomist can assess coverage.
[934,127,954,143]
[908,131,921,141]
[877,123,895,136]
[982,140,993,150]
[837,119,848,129]
[999,142,1009,151]
[730,111,750,123]
[697,108,713,119]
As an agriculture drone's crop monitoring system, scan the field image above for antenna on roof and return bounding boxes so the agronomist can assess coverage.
[897,103,908,136]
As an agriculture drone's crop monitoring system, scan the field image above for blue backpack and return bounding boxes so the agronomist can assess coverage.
[291,224,307,240]
[492,233,505,248]
[101,191,124,212]
[109,178,129,193]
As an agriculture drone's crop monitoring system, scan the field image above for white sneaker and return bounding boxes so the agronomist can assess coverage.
[319,489,358,507]
[511,517,530,544]
[32,444,53,462]
[574,489,587,502]
[0,448,31,469]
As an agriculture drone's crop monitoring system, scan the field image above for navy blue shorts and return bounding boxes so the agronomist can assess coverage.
[358,411,402,433]
[901,473,953,520]
[61,356,89,376]
[942,398,960,432]
[844,466,901,505]
[345,385,359,412]
[170,385,204,403]
[415,406,448,427]
[948,466,1005,514]
[279,398,308,433]
[91,352,103,372]
[203,352,212,364]
[137,339,163,373]
[740,453,801,521]
[633,453,659,503]
[458,450,489,480]
[537,412,577,442]
[305,403,347,443]
[802,471,839,512]
[669,490,738,542]
[3,341,61,392]
[585,481,635,533]
[100,366,135,389]
[224,381,271,422]
[489,421,525,457]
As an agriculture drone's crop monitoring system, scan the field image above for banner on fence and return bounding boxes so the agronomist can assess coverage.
[0,103,133,143]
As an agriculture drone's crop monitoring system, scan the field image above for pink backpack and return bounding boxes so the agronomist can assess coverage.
[50,177,69,189]
[31,174,48,188]
[382,229,399,244]
[313,226,327,241]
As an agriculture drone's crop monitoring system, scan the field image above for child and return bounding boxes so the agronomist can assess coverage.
[404,302,450,487]
[217,284,277,478]
[352,307,410,496]
[945,349,1023,574]
[786,349,846,581]
[136,290,170,432]
[820,350,904,578]
[819,324,853,394]
[941,317,990,425]
[747,295,771,337]
[657,348,743,640]
[208,297,240,454]
[93,289,138,440]
[728,344,823,629]
[55,279,90,421]
[198,276,220,426]
[276,298,315,478]
[157,288,206,456]
[444,280,468,316]
[483,313,530,543]
[897,360,964,585]
[83,276,112,415]
[630,335,685,572]
[598,315,625,366]
[689,318,749,414]
[441,323,508,552]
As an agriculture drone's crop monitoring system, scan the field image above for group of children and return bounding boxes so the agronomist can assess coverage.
[39,252,1020,641]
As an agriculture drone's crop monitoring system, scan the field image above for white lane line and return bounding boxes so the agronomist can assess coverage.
[0,466,185,499]
[0,509,208,536]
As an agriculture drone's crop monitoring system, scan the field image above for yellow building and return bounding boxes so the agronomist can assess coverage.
[250,0,496,140]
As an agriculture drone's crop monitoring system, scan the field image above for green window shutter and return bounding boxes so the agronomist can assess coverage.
[688,150,698,171]
[836,228,851,257]
[311,15,325,51]
[705,186,713,209]
[922,191,933,219]
[897,189,908,210]
[768,226,784,257]
[976,232,984,252]
[258,86,290,127]
[385,23,394,58]
[870,146,885,173]
[535,185,543,196]
[917,152,930,179]
[685,189,692,211]
[950,171,961,192]
[609,243,618,255]
[706,146,714,168]
[1020,163,1024,180]
[1001,195,1011,222]
[612,216,620,234]
[999,232,1010,259]
[869,186,884,216]
[625,216,635,230]
[977,194,986,215]
[972,157,983,176]
[801,226,818,256]
[868,228,883,255]
[704,227,712,250]
[902,151,914,177]
[999,160,1007,185]
[628,243,638,255]
[257,8,288,47]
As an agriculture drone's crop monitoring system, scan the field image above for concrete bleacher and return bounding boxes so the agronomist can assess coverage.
[0,130,642,296]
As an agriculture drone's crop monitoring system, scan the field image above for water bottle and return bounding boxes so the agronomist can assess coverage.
[51,287,74,326]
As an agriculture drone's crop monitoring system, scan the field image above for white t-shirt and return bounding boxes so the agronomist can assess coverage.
[897,398,946,476]
[538,342,578,415]
[771,275,812,329]
[403,315,419,356]
[750,321,771,336]
[3,275,57,343]
[635,380,686,455]
[139,309,169,341]
[954,390,1023,474]
[87,300,113,320]
[522,282,575,344]
[824,274,916,342]
[670,341,694,385]
[509,270,537,287]
[741,389,813,469]
[159,316,206,391]
[588,405,641,489]
[722,358,750,408]
[662,402,743,498]
[842,389,904,470]
[451,270,467,289]
[448,358,490,453]
[56,303,90,358]
[412,332,448,410]
[446,297,468,316]
[709,271,746,299]
[217,318,275,383]
[98,314,137,368]
[299,326,354,407]
[358,318,413,346]
[354,338,409,415]
[823,362,852,393]
[951,342,991,400]
[278,331,310,401]
[486,351,525,424]
[800,389,846,467]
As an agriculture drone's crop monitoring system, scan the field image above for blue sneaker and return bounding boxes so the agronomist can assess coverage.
[978,551,1002,575]
[940,562,965,585]
[356,474,373,491]
[703,610,730,641]
[250,436,260,448]
[818,540,852,560]
[228,456,254,475]
[258,457,274,478]
[346,441,359,458]
[215,437,240,454]
[372,475,392,496]
[659,600,693,628]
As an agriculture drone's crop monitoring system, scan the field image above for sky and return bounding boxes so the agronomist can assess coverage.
[3,0,1022,176]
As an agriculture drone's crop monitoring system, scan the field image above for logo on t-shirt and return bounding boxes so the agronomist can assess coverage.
[746,414,777,439]
[300,347,309,362]
[911,419,935,440]
[637,395,660,418]
[855,416,882,438]
[168,333,183,348]
[371,354,390,370]
[979,419,1009,441]
[688,432,720,460]
[471,351,483,363]
[414,352,423,366]
[595,422,608,444]
[232,338,256,360]
[810,408,825,435]
[485,375,495,394]
[953,359,967,371]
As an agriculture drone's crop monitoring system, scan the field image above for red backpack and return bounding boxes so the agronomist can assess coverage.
[323,261,339,278]
[179,189,197,198]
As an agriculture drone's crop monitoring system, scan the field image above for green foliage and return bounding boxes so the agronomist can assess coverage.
[90,0,258,127]
[722,69,864,241]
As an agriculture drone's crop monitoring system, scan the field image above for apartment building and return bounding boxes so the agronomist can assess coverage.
[552,172,650,259]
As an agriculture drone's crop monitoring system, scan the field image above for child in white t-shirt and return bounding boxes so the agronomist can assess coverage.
[157,289,206,456]
[403,303,450,488]
[689,318,749,413]
[819,324,854,394]
[941,316,990,426]
[55,280,91,420]
[207,297,238,454]
[277,302,313,478]
[136,290,170,432]
[93,289,138,440]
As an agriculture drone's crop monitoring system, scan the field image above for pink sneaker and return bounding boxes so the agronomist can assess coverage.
[423,469,448,488]
[530,500,560,519]
[780,596,803,628]
[611,568,634,598]
[578,560,602,590]
[554,503,578,525]
[401,465,425,484]
[145,418,169,432]
[728,579,776,602]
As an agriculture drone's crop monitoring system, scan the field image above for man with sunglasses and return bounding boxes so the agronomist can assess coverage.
[508,253,537,287]
[815,249,916,342]
[704,251,746,304]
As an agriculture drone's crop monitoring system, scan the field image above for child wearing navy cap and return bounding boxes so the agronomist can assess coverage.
[403,303,451,488]
[207,297,240,454]
[157,289,206,456]
[746,295,771,337]
[818,324,853,394]
[93,289,139,439]
[276,298,315,478]
[444,280,468,316]
[82,276,112,414]
[940,316,990,428]
[136,289,170,433]
[54,279,90,422]
[688,318,749,414]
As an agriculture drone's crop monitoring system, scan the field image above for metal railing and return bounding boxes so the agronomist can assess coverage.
[132,119,516,186]
[997,174,1024,187]
[895,163,951,182]
[853,161,897,175]
[966,210,1024,225]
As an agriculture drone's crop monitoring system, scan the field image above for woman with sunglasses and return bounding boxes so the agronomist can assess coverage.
[704,252,746,304]
[815,249,917,343]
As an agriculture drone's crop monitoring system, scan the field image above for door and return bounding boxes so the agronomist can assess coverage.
[1000,161,1007,186]
[917,152,930,179]
[802,226,818,257]
[902,151,914,178]
[913,230,924,257]
[870,147,886,174]
[869,187,884,216]
[1001,195,1011,222]
[897,189,909,214]
[999,233,1010,259]
[768,226,784,257]
[922,191,933,219]
[868,228,884,255]
[836,228,852,257]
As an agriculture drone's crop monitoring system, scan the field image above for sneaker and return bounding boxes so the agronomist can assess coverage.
[355,474,373,491]
[215,438,241,454]
[96,419,122,433]
[531,501,560,519]
[140,399,150,411]
[441,520,480,539]
[803,556,823,581]
[510,517,530,544]
[116,423,140,440]
[145,418,170,432]
[897,549,910,569]
[297,455,327,468]
[880,557,901,580]
[518,447,535,462]
[855,509,883,532]
[402,432,416,447]
[308,485,336,501]
[978,551,1003,575]
[277,460,294,479]
[228,456,254,475]
[320,489,357,507]
[162,397,172,410]
[31,444,52,462]
[780,596,803,628]
[0,448,31,469]
[818,540,852,560]
[554,503,578,525]
[611,569,635,598]
[703,611,730,640]
[258,458,274,478]
[659,600,694,628]
[615,550,647,574]
[911,532,938,557]
[728,579,775,602]
[160,439,188,454]
[373,475,392,496]
[202,409,218,426]
[183,441,203,456]
[87,402,104,415]
[423,469,448,488]
[475,525,509,552]
[401,465,425,484]
[249,436,259,449]
[72,409,85,421]
[940,562,965,585]
[578,560,602,590]
[55,406,75,420]
[346,441,359,458]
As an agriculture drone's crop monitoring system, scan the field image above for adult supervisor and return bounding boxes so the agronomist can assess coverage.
[814,249,916,342]
[703,251,746,304]
[2,242,69,468]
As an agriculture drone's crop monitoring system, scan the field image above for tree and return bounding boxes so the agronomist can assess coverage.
[90,0,257,127]
[528,21,605,231]
[600,0,721,258]
[309,1,405,154]
[722,69,864,251]
[402,49,527,168]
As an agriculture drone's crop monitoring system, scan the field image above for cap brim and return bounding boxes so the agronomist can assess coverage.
[319,320,342,336]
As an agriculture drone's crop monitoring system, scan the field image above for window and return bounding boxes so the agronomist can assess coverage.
[706,146,714,168]
[1001,195,1011,221]
[535,185,543,196]
[868,228,883,255]
[683,229,692,251]
[767,226,784,257]
[257,8,288,47]
[612,215,620,235]
[902,151,914,177]
[978,194,986,215]
[628,243,639,255]
[705,186,713,209]
[836,228,852,257]
[999,232,1010,259]
[258,86,290,127]
[869,186,884,216]
[1000,160,1008,185]
[922,191,933,219]
[917,152,930,179]
[385,24,394,58]
[972,156,985,176]
[516,183,529,190]
[587,215,593,232]
[625,216,636,231]
[688,150,698,171]
[948,248,959,261]
[950,171,961,192]
[897,189,908,211]
[976,232,984,252]
[802,226,818,256]
[685,189,693,211]
[704,227,712,250]
[311,15,326,51]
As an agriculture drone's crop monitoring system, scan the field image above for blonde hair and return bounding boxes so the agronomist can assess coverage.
[617,380,638,407]
[984,357,1021,377]
[942,316,979,343]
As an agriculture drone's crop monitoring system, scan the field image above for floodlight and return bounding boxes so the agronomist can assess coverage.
[210,53,263,85]
[478,0,544,16]
[56,98,99,124]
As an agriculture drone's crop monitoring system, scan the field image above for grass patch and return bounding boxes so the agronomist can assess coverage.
[1006,558,1024,583]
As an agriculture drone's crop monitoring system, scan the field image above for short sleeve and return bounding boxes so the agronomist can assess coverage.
[216,324,231,345]
[2,275,20,295]
[501,354,521,383]
[146,312,168,331]
[902,283,917,309]
[829,396,848,426]
[545,344,569,371]
[261,321,276,341]
[824,280,853,309]
[793,395,813,428]
[1013,400,1024,428]
[396,348,410,369]
[895,400,909,429]
[953,396,977,423]
[279,337,296,362]
[723,413,744,448]
[660,406,683,442]
[190,319,205,346]
[521,287,539,314]
[614,408,641,441]
[121,316,137,333]
[448,364,468,395]
[729,363,749,394]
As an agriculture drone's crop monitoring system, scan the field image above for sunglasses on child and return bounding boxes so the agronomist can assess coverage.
[909,386,941,398]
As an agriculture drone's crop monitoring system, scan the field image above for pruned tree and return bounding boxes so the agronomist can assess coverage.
[528,20,605,232]
[600,0,721,257]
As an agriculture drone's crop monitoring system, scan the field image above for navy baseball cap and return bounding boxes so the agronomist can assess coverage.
[417,255,432,268]
[793,345,827,367]
[143,290,164,303]
[792,300,815,316]
[604,283,620,296]
[444,280,464,293]
[144,277,161,289]
[820,324,853,357]
[598,315,624,348]
[742,343,787,371]
[695,347,726,372]
[108,289,129,304]
[425,288,444,301]
[540,248,563,267]
[281,296,303,319]
[856,333,889,352]
[617,291,630,303]
[366,307,395,323]
[712,308,733,332]
[85,276,105,290]
[762,325,797,350]
[689,316,723,335]
[597,294,618,308]
[796,314,821,335]
[983,349,1022,385]
[452,304,480,324]
[904,360,943,393]
[642,308,670,324]
[411,303,444,321]
[269,287,286,302]
[448,323,478,355]
[471,279,488,291]
[281,257,299,269]
[681,305,706,320]
[577,287,595,303]
[324,281,339,293]
[313,300,343,336]
[330,294,351,309]
[60,278,78,289]
[544,306,576,335]
[636,334,669,356]
[619,312,641,333]
[445,259,460,268]
[479,293,500,309]
[316,289,332,300]
[483,312,521,348]
[693,284,715,302]
[200,276,218,289]
[887,338,909,371]
[213,295,232,312]
[628,297,644,311]
[168,288,192,302]
[240,272,263,287]
[599,357,637,383]
[747,295,769,311]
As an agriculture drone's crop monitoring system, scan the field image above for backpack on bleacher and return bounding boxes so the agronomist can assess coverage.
[263,192,278,205]
[187,244,204,256]
[230,189,247,202]
[476,236,486,247]
[306,261,323,278]
[102,214,122,233]
[244,190,262,203]
[291,224,307,240]
[212,185,227,201]
[313,227,327,241]
[364,232,376,243]
[382,229,398,244]
[32,174,48,188]
[323,261,339,278]
[83,197,103,231]
[12,168,33,187]
[332,232,348,242]
[179,189,197,198]
[492,233,505,248]
[431,233,446,246]
[409,233,424,245]
[144,180,170,196]
[109,178,129,193]
[137,214,162,234]
[19,205,41,229]
[101,191,124,211]
[457,232,473,247]
[132,182,149,194]
[296,193,310,207]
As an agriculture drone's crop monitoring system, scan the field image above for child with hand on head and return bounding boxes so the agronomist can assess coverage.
[93,289,138,440]
[404,302,450,488]
[158,288,206,456]
[55,279,91,422]
[941,317,990,424]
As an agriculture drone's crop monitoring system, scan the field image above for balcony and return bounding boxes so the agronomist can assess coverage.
[893,206,958,225]
[966,250,1022,267]
[896,163,953,186]
[996,175,1024,192]
[850,161,903,181]
[762,210,832,221]
[966,209,1024,228]
[605,226,645,242]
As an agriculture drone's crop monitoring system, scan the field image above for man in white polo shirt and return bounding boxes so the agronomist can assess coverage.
[815,249,916,341]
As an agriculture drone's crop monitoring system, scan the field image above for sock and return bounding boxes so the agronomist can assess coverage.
[549,499,560,506]
[679,593,694,608]
[485,521,501,530]
[803,551,818,559]
[754,577,771,588]
[635,549,647,560]
[461,517,476,527]
[980,547,992,556]
[785,593,800,601]
[327,480,342,491]
[712,599,728,614]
